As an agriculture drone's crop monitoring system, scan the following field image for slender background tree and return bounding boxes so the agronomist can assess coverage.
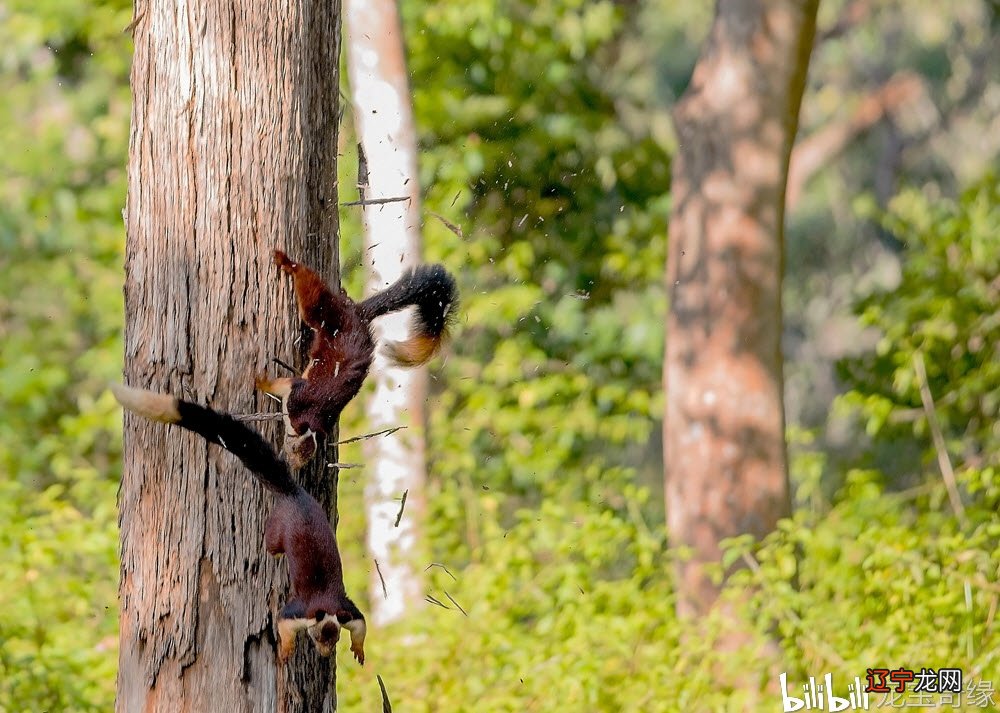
[344,0,428,628]
[663,0,819,615]
[119,1,343,710]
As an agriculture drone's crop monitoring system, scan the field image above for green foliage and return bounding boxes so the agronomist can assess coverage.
[338,5,675,705]
[0,475,119,711]
[0,0,130,709]
[731,457,1000,697]
[403,0,671,558]
[782,0,999,433]
[340,497,684,712]
[337,4,1000,709]
[4,0,999,710]
[839,175,1000,488]
[338,451,1000,710]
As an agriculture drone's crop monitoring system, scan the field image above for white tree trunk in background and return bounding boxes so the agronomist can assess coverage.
[345,0,426,627]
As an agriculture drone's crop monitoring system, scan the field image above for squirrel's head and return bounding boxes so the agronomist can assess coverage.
[306,611,340,656]
[283,429,317,469]
[306,609,366,664]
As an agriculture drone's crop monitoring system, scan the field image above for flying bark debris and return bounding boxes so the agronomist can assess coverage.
[272,357,298,375]
[443,591,467,617]
[374,559,389,600]
[233,412,284,422]
[377,674,393,713]
[424,562,457,581]
[429,212,464,238]
[334,425,406,446]
[356,141,369,202]
[393,490,408,527]
[122,11,146,35]
[424,594,450,610]
[342,196,412,207]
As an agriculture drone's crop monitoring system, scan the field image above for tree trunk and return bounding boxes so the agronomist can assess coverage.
[664,0,818,617]
[119,1,342,711]
[344,0,427,627]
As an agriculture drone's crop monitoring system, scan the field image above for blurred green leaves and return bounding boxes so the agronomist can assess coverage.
[402,0,670,560]
[3,0,1000,709]
[0,0,129,708]
[839,175,1000,489]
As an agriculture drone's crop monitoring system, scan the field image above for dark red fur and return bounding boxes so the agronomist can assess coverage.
[277,250,375,439]
[266,490,349,610]
[260,250,457,467]
[111,386,365,663]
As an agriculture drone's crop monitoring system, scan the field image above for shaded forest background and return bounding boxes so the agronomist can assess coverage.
[1,0,998,710]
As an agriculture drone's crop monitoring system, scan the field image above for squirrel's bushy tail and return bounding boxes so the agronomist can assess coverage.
[111,383,298,496]
[358,264,458,366]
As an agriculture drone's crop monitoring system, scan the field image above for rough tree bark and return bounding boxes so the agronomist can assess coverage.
[344,0,428,626]
[119,1,342,710]
[664,0,819,617]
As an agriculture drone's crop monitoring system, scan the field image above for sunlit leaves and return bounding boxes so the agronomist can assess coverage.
[839,175,1000,485]
[0,1,128,708]
[403,0,670,561]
